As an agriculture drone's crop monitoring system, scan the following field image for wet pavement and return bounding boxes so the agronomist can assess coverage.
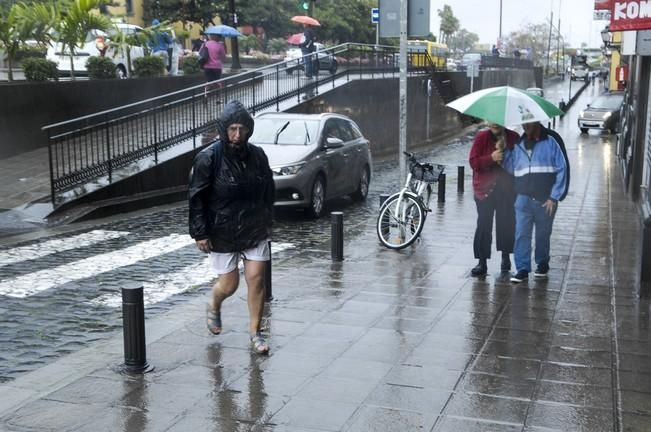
[1,79,650,431]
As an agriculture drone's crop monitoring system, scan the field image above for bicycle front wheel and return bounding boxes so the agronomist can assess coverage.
[376,194,425,249]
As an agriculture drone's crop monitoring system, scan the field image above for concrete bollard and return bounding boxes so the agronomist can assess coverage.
[457,166,464,193]
[331,211,344,261]
[265,240,273,301]
[438,173,446,203]
[121,283,152,373]
[642,216,651,283]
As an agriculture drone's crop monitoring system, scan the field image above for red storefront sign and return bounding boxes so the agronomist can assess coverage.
[610,1,651,31]
[595,0,612,10]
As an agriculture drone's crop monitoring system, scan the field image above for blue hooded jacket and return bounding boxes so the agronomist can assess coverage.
[503,127,568,202]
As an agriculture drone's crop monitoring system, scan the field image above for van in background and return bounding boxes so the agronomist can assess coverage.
[459,53,481,71]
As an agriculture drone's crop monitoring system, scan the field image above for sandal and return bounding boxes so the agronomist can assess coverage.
[250,332,270,355]
[206,305,222,335]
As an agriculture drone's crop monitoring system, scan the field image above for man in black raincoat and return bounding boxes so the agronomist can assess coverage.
[189,100,274,354]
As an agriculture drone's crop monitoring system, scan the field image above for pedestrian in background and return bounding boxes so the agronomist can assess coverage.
[188,100,275,355]
[202,34,226,82]
[299,23,316,79]
[149,19,172,71]
[192,33,207,52]
[503,121,568,283]
[469,123,519,276]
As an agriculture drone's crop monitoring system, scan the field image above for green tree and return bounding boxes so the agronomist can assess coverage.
[437,4,459,44]
[0,1,57,81]
[447,28,479,54]
[312,0,375,44]
[142,0,219,29]
[215,0,295,41]
[53,0,111,79]
[504,22,554,67]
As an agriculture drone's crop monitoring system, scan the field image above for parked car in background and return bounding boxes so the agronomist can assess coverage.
[446,58,458,71]
[283,42,338,75]
[526,87,544,98]
[571,64,589,81]
[46,23,145,78]
[578,91,624,134]
[249,112,372,218]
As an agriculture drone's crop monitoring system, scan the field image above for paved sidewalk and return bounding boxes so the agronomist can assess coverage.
[1,115,650,431]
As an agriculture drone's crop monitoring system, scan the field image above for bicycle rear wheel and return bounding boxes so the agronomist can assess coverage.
[376,194,425,249]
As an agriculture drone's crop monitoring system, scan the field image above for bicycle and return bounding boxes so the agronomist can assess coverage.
[376,152,445,249]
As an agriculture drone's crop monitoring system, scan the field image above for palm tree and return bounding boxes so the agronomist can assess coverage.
[0,2,56,81]
[54,0,111,80]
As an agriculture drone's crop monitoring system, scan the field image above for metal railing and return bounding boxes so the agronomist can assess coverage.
[43,43,436,205]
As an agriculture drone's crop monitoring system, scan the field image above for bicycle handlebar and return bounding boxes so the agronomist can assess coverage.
[403,151,445,172]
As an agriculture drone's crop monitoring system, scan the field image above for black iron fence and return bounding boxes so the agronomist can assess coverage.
[43,43,435,206]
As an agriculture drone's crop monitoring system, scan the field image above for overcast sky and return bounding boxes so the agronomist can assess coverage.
[429,0,608,48]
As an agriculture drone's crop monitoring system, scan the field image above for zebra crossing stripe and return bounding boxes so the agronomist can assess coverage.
[0,230,130,268]
[0,233,195,298]
[87,242,295,307]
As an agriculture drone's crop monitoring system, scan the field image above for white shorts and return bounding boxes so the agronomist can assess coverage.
[208,240,270,275]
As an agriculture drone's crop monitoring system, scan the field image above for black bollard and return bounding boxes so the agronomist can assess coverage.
[379,194,390,208]
[457,166,464,193]
[265,240,273,301]
[121,283,152,373]
[331,211,344,261]
[438,173,446,203]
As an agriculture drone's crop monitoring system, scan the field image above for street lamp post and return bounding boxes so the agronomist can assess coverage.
[498,0,503,40]
[229,0,241,69]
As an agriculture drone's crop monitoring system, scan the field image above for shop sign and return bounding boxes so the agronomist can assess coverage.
[611,1,651,31]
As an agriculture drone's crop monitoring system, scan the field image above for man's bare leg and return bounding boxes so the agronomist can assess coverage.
[243,260,267,336]
[207,269,239,334]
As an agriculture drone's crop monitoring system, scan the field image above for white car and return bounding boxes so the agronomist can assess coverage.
[46,23,145,78]
[283,42,338,75]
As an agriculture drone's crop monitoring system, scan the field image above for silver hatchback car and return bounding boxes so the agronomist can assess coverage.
[249,113,372,218]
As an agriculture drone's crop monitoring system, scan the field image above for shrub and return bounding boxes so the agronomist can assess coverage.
[268,38,288,55]
[133,55,166,77]
[86,56,117,79]
[181,55,201,75]
[22,58,58,81]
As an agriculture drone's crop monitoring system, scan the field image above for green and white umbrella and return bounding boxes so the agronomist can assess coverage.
[446,86,564,127]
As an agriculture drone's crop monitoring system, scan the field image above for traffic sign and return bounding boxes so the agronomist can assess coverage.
[371,7,379,24]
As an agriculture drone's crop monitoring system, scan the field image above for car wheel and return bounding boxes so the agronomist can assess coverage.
[580,128,588,134]
[352,166,370,201]
[306,175,326,218]
[329,59,338,75]
[116,65,128,79]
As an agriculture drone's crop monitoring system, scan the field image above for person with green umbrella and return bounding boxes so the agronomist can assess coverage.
[502,121,568,283]
[469,123,520,277]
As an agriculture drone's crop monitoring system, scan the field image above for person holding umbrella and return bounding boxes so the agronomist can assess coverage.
[469,123,519,277]
[299,23,317,79]
[446,86,567,282]
[201,33,226,82]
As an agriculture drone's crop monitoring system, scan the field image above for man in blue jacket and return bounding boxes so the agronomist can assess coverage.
[503,121,568,283]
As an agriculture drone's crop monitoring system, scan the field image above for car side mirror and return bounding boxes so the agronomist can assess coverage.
[325,137,344,148]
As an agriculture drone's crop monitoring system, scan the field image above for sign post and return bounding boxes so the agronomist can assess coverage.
[467,63,479,92]
[371,7,379,45]
[399,0,407,182]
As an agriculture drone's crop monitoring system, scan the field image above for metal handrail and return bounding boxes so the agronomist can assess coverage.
[43,43,434,206]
